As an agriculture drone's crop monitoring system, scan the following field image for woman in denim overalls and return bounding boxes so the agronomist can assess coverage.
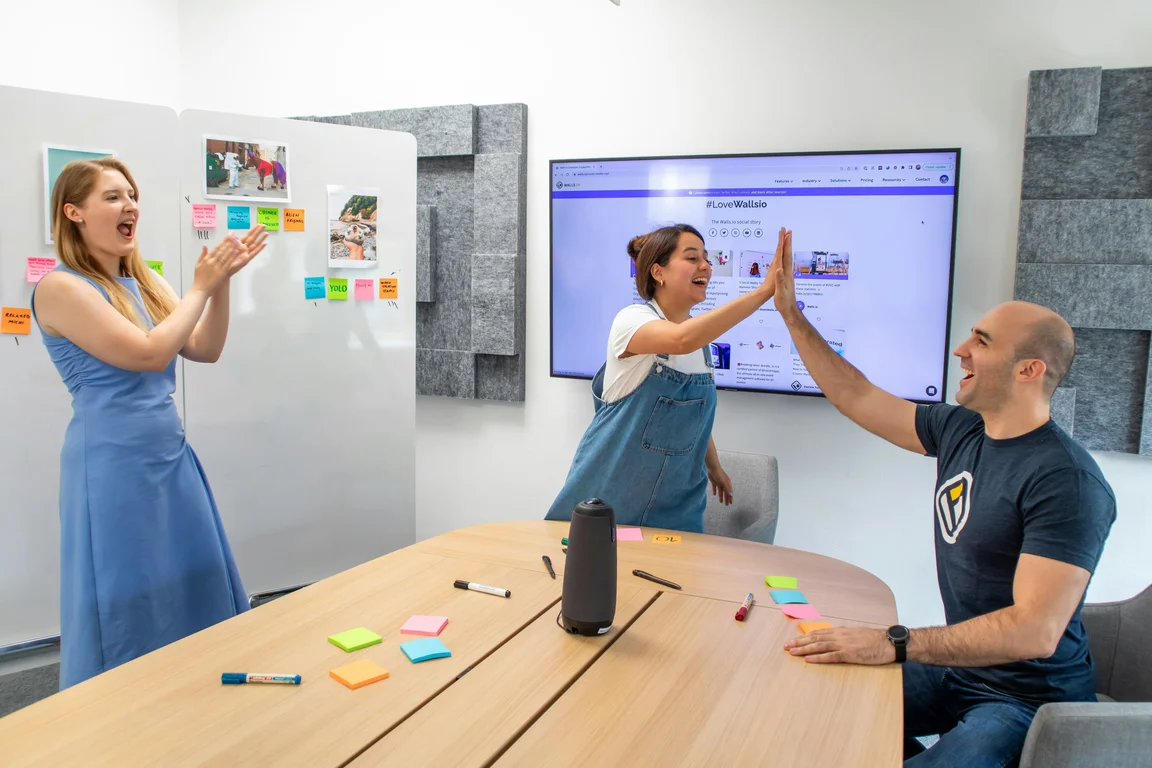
[546,224,788,532]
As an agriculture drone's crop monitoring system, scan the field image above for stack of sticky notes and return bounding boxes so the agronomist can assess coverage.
[401,637,452,663]
[400,615,448,637]
[766,577,825,623]
[330,659,390,689]
[328,627,383,652]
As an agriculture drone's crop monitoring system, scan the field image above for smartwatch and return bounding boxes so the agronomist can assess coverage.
[886,625,910,663]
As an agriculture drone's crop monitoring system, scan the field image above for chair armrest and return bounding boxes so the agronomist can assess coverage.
[1019,702,1152,768]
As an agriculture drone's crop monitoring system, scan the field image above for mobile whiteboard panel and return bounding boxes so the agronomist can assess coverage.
[178,110,417,599]
[0,85,181,648]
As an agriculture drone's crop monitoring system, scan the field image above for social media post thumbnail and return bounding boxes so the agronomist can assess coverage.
[794,250,849,279]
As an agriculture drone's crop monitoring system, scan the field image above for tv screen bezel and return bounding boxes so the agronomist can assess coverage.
[548,147,962,406]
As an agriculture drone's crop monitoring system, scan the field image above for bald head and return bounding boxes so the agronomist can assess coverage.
[999,301,1075,395]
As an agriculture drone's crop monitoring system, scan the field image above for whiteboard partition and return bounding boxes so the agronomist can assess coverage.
[0,86,416,649]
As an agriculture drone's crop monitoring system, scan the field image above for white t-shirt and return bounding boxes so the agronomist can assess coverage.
[601,300,712,403]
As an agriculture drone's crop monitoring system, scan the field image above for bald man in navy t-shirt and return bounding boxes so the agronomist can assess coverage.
[768,233,1116,767]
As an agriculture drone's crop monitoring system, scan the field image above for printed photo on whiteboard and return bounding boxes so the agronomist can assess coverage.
[43,144,116,245]
[203,136,290,203]
[328,186,379,269]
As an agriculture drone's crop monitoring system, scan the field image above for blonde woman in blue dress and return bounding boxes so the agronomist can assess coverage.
[31,157,267,688]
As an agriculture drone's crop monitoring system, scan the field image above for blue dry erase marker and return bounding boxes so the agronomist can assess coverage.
[221,672,301,685]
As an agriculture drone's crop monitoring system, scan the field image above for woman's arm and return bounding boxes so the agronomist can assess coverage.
[705,437,734,506]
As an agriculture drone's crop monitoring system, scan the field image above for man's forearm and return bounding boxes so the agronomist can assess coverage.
[908,607,1056,667]
[781,309,870,412]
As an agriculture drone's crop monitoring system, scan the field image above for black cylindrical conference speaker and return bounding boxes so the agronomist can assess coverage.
[560,498,617,636]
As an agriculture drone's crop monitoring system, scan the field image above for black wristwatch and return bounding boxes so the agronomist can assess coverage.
[886,625,910,663]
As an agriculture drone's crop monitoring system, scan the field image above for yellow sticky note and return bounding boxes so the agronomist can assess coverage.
[2,307,32,335]
[330,659,390,690]
[652,534,681,544]
[798,621,832,635]
[284,208,305,231]
[379,277,398,300]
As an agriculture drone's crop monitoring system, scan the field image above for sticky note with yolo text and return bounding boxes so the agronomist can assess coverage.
[257,207,280,230]
[1,307,32,335]
[328,278,349,300]
[354,279,374,300]
[284,209,305,231]
[25,257,56,283]
[192,203,217,228]
[304,277,325,299]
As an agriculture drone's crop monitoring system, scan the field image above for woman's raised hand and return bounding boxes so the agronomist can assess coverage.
[192,235,242,294]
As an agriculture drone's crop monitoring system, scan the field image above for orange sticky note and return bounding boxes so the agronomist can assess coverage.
[329,659,390,690]
[652,534,681,544]
[798,621,832,635]
[284,208,305,231]
[379,278,398,300]
[2,307,32,335]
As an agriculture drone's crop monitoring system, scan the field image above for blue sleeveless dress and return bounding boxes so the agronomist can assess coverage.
[545,303,717,532]
[32,266,248,689]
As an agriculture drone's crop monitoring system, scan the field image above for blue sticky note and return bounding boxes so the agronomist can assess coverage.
[304,277,325,299]
[400,637,451,663]
[227,206,250,230]
[769,589,809,605]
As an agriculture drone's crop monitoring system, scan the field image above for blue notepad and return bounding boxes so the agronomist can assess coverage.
[400,637,452,663]
[769,589,809,605]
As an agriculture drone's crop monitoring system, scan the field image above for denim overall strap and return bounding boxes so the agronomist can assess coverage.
[547,303,718,533]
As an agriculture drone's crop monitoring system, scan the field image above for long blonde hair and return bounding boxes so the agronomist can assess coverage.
[51,158,176,328]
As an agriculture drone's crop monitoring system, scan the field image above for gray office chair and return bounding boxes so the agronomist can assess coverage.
[1019,584,1152,768]
[702,450,778,544]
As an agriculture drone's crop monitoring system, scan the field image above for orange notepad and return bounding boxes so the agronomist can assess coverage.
[329,659,390,689]
[798,621,833,635]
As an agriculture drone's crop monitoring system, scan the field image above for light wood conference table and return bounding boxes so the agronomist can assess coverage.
[0,521,902,766]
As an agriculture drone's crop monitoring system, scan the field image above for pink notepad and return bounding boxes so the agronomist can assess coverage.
[400,615,448,636]
[617,527,644,542]
[782,604,822,620]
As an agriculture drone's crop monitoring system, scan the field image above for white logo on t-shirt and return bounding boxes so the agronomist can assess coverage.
[935,471,973,544]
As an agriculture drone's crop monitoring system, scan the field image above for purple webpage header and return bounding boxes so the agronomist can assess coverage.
[553,186,954,199]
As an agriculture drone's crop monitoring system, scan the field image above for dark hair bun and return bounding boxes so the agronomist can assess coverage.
[627,234,649,261]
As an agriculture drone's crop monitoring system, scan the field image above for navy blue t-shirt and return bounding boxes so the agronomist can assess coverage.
[915,404,1116,704]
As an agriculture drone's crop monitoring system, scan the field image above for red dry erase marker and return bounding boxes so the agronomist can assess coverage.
[735,593,754,621]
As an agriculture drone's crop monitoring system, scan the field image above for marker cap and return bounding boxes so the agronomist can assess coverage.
[221,673,247,684]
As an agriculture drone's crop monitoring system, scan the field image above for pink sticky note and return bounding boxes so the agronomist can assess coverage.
[26,257,56,283]
[617,527,644,542]
[192,203,217,229]
[782,604,822,620]
[354,278,374,300]
[400,615,448,637]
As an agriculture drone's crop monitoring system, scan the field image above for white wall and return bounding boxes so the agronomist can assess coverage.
[6,0,1149,631]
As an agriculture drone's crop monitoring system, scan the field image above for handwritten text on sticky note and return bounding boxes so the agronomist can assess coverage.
[192,203,217,229]
[257,208,279,230]
[379,278,398,300]
[652,534,681,544]
[26,257,56,283]
[146,261,163,276]
[328,278,349,300]
[284,209,305,231]
[354,279,374,300]
[2,307,32,335]
[227,206,250,229]
[304,277,325,299]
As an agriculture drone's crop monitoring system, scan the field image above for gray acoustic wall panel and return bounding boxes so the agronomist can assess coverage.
[1025,67,1102,138]
[349,105,477,157]
[295,103,527,401]
[1015,66,1152,455]
[1015,264,1152,331]
[1018,200,1152,265]
[1022,67,1152,200]
[416,205,436,303]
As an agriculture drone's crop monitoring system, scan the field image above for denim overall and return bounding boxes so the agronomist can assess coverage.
[546,303,717,533]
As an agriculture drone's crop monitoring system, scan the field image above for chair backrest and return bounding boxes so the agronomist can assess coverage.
[703,450,779,544]
[1082,583,1152,702]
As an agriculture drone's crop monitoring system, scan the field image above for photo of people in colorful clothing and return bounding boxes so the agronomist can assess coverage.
[203,137,290,203]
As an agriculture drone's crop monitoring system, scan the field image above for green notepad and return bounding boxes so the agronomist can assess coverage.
[328,627,383,652]
[765,575,798,589]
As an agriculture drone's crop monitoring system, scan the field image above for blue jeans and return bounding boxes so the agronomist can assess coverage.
[904,662,1039,767]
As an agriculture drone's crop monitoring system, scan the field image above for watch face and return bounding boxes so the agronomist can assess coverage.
[888,625,910,643]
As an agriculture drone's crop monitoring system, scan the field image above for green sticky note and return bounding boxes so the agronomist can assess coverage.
[257,207,280,230]
[765,576,798,589]
[328,278,349,300]
[145,261,163,276]
[328,627,382,652]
